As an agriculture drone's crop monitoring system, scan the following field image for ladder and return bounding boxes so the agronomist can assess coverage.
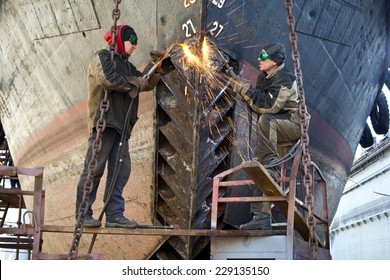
[210,142,331,259]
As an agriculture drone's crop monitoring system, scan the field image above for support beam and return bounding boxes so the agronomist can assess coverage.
[41,225,286,237]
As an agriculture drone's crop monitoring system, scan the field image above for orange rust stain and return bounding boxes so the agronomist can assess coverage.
[15,91,154,167]
[15,100,88,166]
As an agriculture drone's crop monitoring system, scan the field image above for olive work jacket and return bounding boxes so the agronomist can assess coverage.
[87,49,142,139]
[237,64,302,125]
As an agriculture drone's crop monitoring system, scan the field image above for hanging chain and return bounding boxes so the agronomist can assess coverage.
[110,0,121,62]
[284,0,317,258]
[68,0,121,260]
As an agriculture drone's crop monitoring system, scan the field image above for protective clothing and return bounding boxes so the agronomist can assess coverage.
[76,25,161,227]
[103,25,137,57]
[231,64,299,123]
[232,55,307,226]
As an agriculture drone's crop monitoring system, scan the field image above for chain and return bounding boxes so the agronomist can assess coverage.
[68,0,121,260]
[284,0,317,258]
[110,0,121,62]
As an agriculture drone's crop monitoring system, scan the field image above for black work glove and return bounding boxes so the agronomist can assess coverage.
[159,57,175,75]
[150,50,175,75]
[150,50,165,62]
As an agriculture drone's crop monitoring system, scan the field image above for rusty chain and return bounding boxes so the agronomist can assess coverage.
[284,0,317,258]
[68,0,121,260]
[110,0,121,62]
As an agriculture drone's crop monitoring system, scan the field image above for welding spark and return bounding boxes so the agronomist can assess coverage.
[180,38,254,161]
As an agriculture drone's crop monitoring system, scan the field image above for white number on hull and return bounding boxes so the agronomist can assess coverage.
[184,0,196,8]
[209,21,224,37]
[182,19,197,37]
[212,0,225,8]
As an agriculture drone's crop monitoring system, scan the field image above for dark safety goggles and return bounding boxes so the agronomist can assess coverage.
[129,34,138,45]
[259,51,269,62]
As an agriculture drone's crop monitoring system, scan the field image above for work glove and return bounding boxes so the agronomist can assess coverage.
[125,75,161,97]
[137,73,162,91]
[150,50,175,75]
[150,50,165,62]
[229,76,250,96]
[135,77,149,92]
[141,57,174,77]
[143,73,161,91]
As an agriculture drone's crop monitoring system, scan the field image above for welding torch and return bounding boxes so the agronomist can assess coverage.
[221,57,237,79]
[143,43,178,80]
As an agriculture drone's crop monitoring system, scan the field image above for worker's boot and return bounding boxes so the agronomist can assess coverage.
[240,211,272,230]
[105,216,138,228]
[82,216,102,228]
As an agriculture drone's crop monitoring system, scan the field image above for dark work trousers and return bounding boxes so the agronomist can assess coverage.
[252,113,301,215]
[75,127,131,221]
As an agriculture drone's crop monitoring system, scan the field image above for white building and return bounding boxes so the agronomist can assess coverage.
[330,135,390,259]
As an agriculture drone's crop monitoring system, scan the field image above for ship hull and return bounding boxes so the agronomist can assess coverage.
[0,0,388,259]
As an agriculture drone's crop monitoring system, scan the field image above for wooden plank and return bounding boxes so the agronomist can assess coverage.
[0,227,35,236]
[41,225,286,237]
[0,243,33,250]
[0,189,35,196]
[0,166,17,176]
[240,161,324,247]
[0,237,33,243]
[0,166,43,177]
[38,253,104,260]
